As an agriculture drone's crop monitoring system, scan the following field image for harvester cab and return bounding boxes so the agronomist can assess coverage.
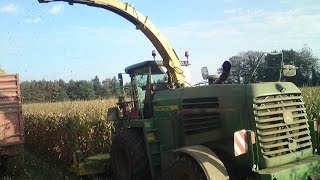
[116,60,190,120]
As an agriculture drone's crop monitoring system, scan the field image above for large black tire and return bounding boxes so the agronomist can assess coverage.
[169,154,206,180]
[111,128,151,180]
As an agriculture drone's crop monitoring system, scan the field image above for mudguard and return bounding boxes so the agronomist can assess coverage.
[175,145,229,180]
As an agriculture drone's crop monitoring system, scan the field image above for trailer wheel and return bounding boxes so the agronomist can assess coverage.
[111,128,151,180]
[169,154,207,180]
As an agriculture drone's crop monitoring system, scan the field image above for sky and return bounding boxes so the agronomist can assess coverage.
[1,0,320,83]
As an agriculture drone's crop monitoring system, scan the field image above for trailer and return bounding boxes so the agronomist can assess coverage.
[0,74,24,175]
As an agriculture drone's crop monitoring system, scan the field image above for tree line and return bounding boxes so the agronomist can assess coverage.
[225,46,319,86]
[12,45,320,103]
[21,76,120,103]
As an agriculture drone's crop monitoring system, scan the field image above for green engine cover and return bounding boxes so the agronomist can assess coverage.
[152,82,315,174]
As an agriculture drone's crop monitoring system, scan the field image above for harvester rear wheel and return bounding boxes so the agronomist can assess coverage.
[169,154,206,180]
[111,128,151,180]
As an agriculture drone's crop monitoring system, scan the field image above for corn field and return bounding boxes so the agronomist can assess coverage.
[23,87,320,166]
[301,86,320,120]
[23,99,117,164]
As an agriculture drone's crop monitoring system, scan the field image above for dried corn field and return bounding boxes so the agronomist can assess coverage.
[23,99,118,165]
[301,86,320,120]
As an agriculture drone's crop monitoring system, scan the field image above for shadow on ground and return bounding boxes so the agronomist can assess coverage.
[0,148,111,180]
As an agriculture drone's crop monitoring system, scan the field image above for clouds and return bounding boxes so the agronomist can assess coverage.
[25,17,43,24]
[22,4,65,24]
[0,3,43,24]
[224,8,243,14]
[48,4,64,15]
[0,3,64,16]
[0,3,17,14]
[279,0,292,4]
[166,7,320,48]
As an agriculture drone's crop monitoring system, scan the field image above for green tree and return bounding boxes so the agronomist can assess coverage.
[295,46,319,86]
[21,80,69,103]
[58,79,68,92]
[101,76,120,98]
[91,75,102,98]
[48,81,69,102]
[227,46,319,86]
[110,76,120,96]
[228,51,264,83]
[21,81,33,103]
[34,80,48,102]
[75,80,95,100]
[102,78,112,98]
[67,80,78,100]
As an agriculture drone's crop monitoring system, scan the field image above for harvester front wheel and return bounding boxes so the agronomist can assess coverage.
[111,128,151,180]
[169,154,206,180]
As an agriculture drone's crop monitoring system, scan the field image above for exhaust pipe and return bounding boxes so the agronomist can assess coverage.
[215,61,231,84]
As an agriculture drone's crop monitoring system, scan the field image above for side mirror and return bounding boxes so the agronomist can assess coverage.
[118,73,123,86]
[283,65,296,77]
[201,67,209,80]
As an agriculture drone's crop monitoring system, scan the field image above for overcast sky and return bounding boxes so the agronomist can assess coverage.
[1,0,319,83]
